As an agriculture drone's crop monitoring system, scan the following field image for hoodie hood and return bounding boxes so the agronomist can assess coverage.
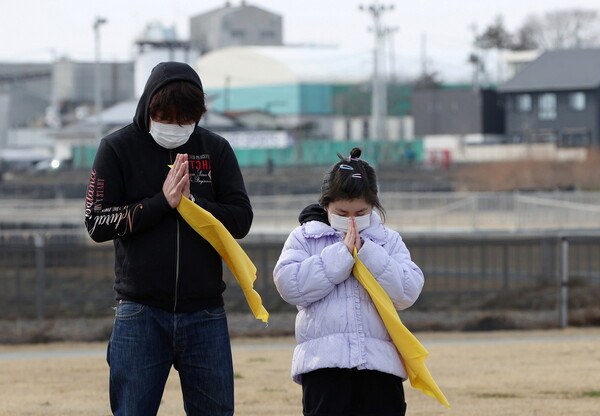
[298,203,329,225]
[133,61,204,132]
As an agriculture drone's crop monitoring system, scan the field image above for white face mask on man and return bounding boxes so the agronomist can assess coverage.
[329,213,371,233]
[149,120,195,149]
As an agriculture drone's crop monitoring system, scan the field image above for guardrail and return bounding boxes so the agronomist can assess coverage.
[3,192,600,232]
[1,229,598,328]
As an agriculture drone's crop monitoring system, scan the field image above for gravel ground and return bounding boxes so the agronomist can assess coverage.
[1,328,599,416]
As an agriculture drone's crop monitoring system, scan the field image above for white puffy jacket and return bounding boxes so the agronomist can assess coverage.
[273,211,424,383]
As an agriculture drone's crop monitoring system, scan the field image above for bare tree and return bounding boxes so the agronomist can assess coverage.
[511,24,539,51]
[413,71,443,90]
[475,15,513,50]
[517,9,600,50]
[474,9,600,51]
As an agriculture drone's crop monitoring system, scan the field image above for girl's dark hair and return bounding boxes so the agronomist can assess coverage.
[319,147,385,221]
[149,80,207,125]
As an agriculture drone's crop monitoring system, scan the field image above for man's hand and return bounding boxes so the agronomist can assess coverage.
[163,153,190,208]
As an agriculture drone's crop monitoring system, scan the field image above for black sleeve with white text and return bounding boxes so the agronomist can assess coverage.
[84,138,172,242]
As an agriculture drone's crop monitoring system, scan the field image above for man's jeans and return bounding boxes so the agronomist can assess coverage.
[107,301,234,416]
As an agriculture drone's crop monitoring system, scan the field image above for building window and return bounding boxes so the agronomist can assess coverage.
[508,133,523,144]
[362,119,369,140]
[504,96,513,112]
[516,94,532,112]
[535,128,558,142]
[568,92,586,111]
[538,93,556,120]
[260,30,275,39]
[561,128,590,147]
[231,30,245,39]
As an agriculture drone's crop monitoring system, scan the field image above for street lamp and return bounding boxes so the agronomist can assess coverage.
[93,17,107,141]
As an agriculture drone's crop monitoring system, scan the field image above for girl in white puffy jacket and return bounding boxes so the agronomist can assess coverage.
[273,147,425,416]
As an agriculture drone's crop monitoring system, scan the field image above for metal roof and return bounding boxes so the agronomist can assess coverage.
[499,48,600,93]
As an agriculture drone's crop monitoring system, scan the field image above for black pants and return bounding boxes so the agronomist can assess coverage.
[302,368,407,416]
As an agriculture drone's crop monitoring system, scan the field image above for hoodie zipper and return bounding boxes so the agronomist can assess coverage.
[170,150,181,312]
[174,219,180,312]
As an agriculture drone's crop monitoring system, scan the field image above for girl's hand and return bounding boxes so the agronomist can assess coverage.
[163,153,189,208]
[352,217,362,251]
[344,217,362,253]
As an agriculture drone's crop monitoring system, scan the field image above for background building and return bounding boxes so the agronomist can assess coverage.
[195,45,414,141]
[0,61,134,170]
[0,63,52,153]
[53,59,134,118]
[133,22,198,97]
[189,1,283,54]
[413,87,504,137]
[499,48,600,147]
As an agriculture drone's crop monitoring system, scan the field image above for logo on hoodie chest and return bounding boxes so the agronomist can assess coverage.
[188,153,212,184]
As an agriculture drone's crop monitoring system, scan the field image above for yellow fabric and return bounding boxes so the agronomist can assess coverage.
[352,248,450,408]
[176,196,269,323]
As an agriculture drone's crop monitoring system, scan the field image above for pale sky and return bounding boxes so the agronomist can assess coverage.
[1,0,599,82]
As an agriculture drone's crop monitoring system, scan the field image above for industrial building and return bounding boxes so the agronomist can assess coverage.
[195,45,414,141]
[0,60,134,170]
[189,1,283,53]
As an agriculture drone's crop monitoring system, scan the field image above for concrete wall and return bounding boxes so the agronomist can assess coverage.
[424,135,588,163]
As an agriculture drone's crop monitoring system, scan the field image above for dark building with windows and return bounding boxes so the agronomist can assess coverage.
[499,49,600,147]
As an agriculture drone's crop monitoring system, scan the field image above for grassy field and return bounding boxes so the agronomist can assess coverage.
[0,328,599,415]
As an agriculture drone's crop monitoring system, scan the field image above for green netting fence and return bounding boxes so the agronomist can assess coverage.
[72,139,422,169]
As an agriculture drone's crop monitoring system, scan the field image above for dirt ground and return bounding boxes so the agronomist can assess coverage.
[0,328,599,416]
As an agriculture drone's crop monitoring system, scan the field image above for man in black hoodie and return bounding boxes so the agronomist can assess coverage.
[85,62,252,415]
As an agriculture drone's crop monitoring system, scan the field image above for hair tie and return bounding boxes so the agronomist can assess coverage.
[337,153,360,162]
[336,152,350,162]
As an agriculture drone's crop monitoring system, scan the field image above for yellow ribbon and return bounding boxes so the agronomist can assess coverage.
[176,195,269,323]
[352,248,450,408]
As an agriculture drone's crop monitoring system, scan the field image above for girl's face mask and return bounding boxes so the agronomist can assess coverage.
[149,119,195,149]
[329,212,371,233]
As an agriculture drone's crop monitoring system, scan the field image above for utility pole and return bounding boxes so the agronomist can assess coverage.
[93,17,107,142]
[224,75,231,112]
[420,33,428,77]
[359,2,395,141]
[468,23,487,91]
[48,48,62,131]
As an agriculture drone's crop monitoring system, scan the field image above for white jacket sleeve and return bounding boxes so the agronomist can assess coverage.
[357,232,424,310]
[273,228,354,307]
